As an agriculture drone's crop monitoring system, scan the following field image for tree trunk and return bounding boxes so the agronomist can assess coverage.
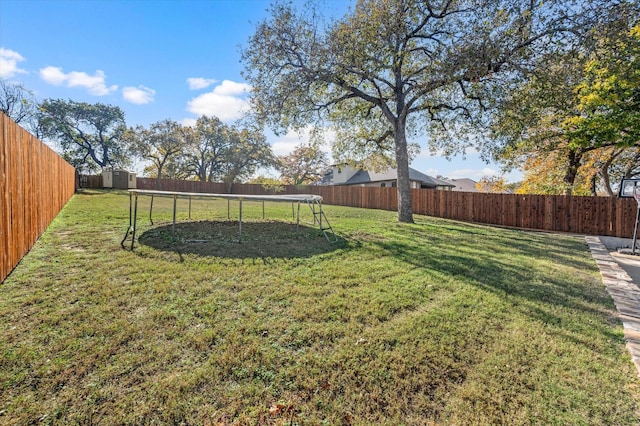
[157,163,164,191]
[88,145,107,169]
[197,164,206,182]
[562,149,582,196]
[599,166,614,197]
[600,147,624,197]
[394,123,414,223]
[198,153,207,181]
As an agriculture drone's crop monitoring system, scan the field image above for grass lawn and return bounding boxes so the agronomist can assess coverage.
[1,189,639,425]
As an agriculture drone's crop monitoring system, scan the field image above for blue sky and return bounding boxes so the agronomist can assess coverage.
[0,0,522,182]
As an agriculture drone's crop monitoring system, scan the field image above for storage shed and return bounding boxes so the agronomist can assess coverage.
[103,169,136,189]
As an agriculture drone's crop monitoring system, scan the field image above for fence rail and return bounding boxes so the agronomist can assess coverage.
[1,113,76,283]
[80,176,638,239]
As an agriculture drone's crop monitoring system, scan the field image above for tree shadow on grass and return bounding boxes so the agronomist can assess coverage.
[136,220,346,260]
[370,227,623,350]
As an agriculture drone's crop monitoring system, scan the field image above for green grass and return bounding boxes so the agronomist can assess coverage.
[1,189,639,425]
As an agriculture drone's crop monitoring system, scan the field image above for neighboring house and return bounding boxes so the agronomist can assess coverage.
[443,178,479,192]
[317,164,455,190]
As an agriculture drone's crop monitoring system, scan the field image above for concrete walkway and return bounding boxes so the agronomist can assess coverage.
[587,236,640,377]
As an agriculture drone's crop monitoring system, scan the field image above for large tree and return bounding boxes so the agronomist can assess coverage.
[177,116,273,185]
[182,115,231,182]
[127,119,186,189]
[486,4,639,195]
[486,52,590,195]
[509,144,640,196]
[0,79,37,126]
[242,0,601,222]
[276,141,328,185]
[216,126,274,191]
[38,99,128,173]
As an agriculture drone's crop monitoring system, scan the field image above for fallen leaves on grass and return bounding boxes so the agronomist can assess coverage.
[269,402,295,417]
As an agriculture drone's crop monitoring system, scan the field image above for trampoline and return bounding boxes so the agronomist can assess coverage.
[120,189,337,249]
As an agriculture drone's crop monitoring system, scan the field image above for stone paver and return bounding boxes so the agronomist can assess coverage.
[586,236,640,376]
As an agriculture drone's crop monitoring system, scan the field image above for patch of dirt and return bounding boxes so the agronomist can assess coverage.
[60,243,85,252]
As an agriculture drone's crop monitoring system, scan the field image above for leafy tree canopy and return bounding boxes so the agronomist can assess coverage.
[38,99,129,173]
[0,79,37,129]
[276,140,328,185]
[126,119,186,189]
[485,3,639,195]
[181,115,233,182]
[476,176,509,193]
[243,0,604,221]
[564,24,640,149]
[216,126,274,188]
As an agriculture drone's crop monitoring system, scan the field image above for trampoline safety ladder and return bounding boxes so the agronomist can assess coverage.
[307,198,338,243]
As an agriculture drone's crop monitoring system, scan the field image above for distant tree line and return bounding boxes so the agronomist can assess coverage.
[0,82,328,186]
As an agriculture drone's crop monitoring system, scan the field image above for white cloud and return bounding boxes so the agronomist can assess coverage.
[0,48,28,78]
[181,118,197,127]
[39,66,66,85]
[122,85,155,104]
[214,80,251,96]
[272,140,300,156]
[319,128,336,155]
[186,79,251,121]
[271,129,308,156]
[186,77,218,90]
[39,66,117,95]
[449,167,499,180]
[270,127,333,157]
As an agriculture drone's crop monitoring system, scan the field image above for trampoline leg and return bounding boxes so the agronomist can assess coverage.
[633,207,640,255]
[149,195,154,225]
[238,200,243,243]
[121,191,133,248]
[172,195,177,241]
[130,193,139,250]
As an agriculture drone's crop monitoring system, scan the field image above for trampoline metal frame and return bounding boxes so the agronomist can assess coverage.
[120,189,334,250]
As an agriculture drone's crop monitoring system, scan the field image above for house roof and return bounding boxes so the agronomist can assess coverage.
[443,178,479,192]
[406,169,455,188]
[318,165,454,187]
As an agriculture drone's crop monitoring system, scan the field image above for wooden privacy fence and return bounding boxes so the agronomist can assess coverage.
[410,189,637,237]
[1,113,76,283]
[83,176,638,238]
